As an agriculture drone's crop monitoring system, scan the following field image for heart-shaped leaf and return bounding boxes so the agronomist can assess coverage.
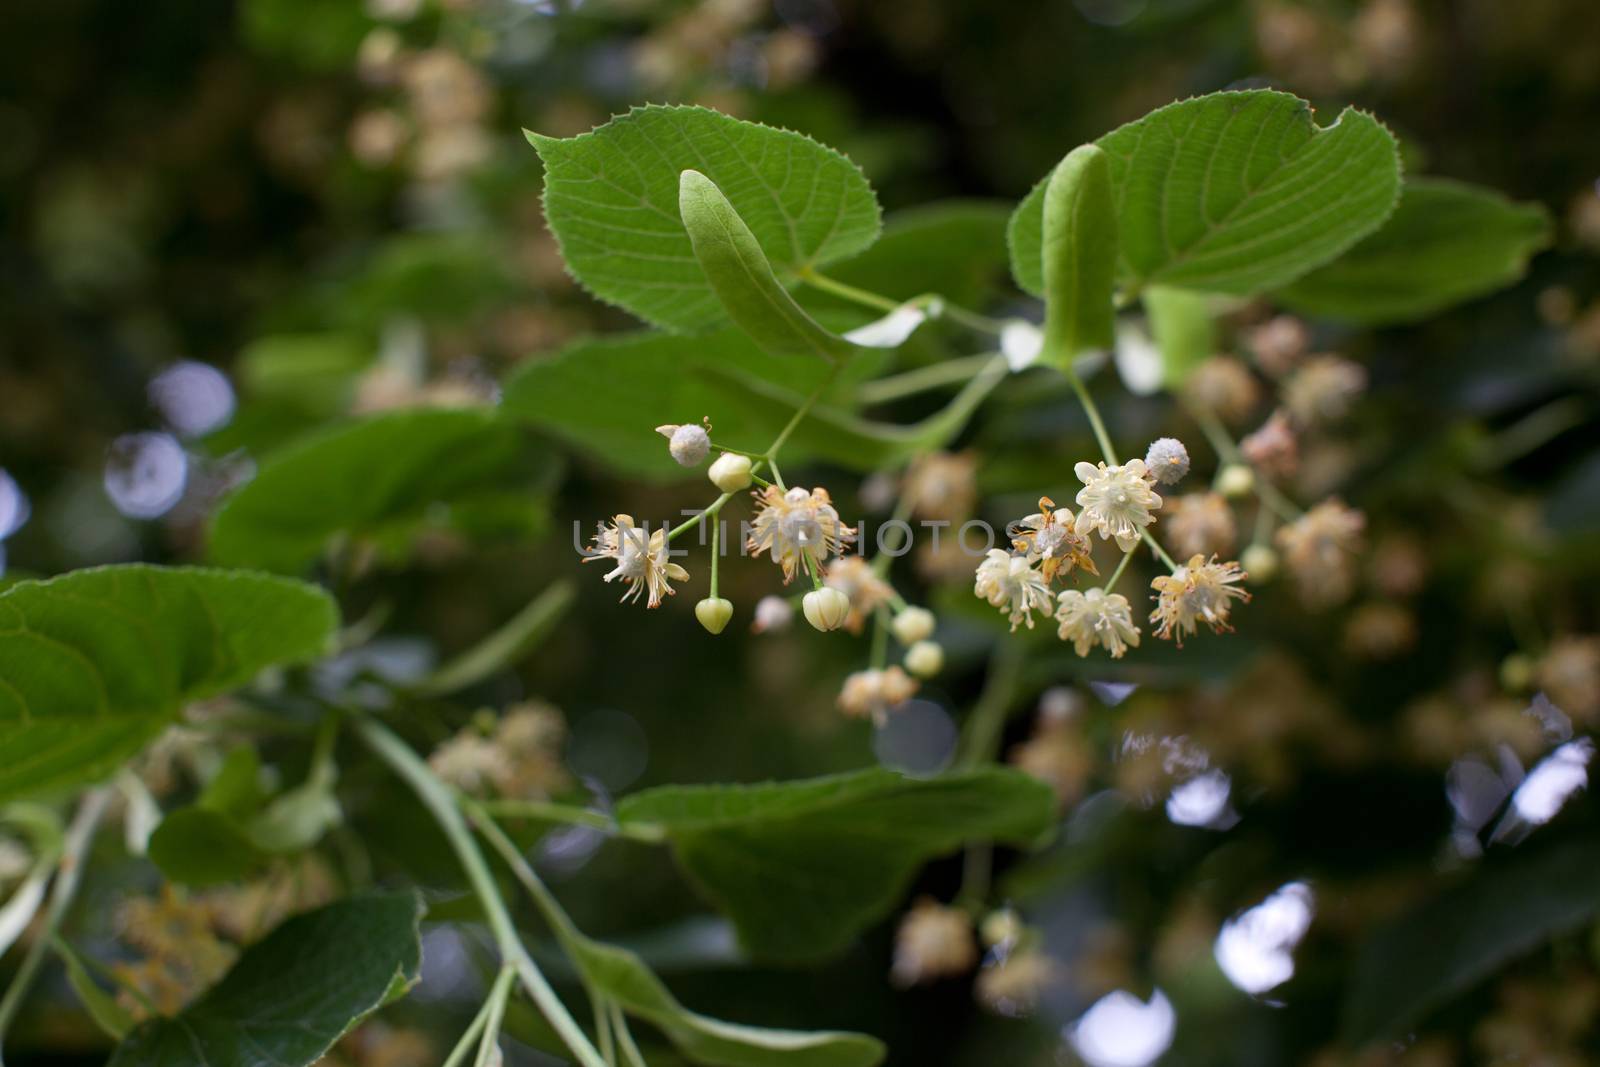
[1009,90,1401,298]
[110,892,424,1067]
[1275,177,1551,324]
[531,105,881,332]
[209,408,550,573]
[0,566,337,803]
[616,767,1056,961]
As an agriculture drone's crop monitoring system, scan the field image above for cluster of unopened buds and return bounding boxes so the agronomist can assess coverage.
[583,417,950,709]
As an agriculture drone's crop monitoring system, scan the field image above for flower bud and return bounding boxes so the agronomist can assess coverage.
[891,606,936,645]
[1500,652,1534,692]
[1216,463,1255,498]
[1240,544,1278,582]
[695,597,734,635]
[1143,437,1191,485]
[904,640,944,678]
[656,421,711,466]
[802,587,851,632]
[708,452,753,493]
[751,595,792,633]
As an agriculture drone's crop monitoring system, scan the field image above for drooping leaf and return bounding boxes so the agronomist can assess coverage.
[616,767,1056,961]
[209,408,549,573]
[1143,285,1218,386]
[1009,90,1401,297]
[531,105,881,332]
[679,170,863,363]
[1275,177,1551,324]
[110,892,424,1067]
[0,566,338,803]
[1040,145,1118,365]
[1344,839,1600,1043]
[571,937,884,1067]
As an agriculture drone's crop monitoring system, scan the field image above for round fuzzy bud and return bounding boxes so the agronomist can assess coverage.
[1143,437,1191,485]
[657,422,711,466]
[891,606,936,645]
[904,640,944,678]
[1216,463,1255,498]
[1241,544,1278,582]
[708,452,752,493]
[751,595,792,633]
[695,597,734,635]
[802,587,851,632]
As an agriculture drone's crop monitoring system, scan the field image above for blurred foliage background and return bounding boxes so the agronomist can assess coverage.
[4,0,1600,1064]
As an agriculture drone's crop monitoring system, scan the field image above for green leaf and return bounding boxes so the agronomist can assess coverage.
[209,408,548,573]
[1040,145,1118,364]
[572,937,883,1067]
[1009,90,1401,297]
[55,937,137,1040]
[1275,177,1552,324]
[531,105,881,332]
[679,170,862,363]
[0,566,338,803]
[502,330,912,480]
[148,808,264,887]
[616,767,1056,961]
[198,747,268,822]
[806,201,1012,311]
[1344,839,1600,1043]
[1143,285,1218,386]
[110,892,424,1067]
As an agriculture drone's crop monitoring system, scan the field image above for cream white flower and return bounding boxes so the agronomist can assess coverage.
[751,595,793,633]
[891,898,978,987]
[974,549,1053,631]
[904,640,944,678]
[1164,493,1237,559]
[1283,355,1366,426]
[1011,497,1097,583]
[1149,554,1252,644]
[824,556,895,633]
[586,514,689,608]
[1074,460,1163,551]
[1055,588,1141,659]
[1275,498,1366,608]
[747,486,857,584]
[837,666,919,719]
[891,606,936,645]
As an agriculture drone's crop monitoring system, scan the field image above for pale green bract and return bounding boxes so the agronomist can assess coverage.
[0,565,338,803]
[1040,143,1119,365]
[1009,89,1402,298]
[532,105,882,332]
[1275,177,1552,324]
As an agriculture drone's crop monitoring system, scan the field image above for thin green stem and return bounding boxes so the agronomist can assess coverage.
[1140,529,1180,571]
[1103,547,1137,593]
[796,267,900,313]
[469,966,517,1067]
[668,492,733,542]
[1065,370,1119,465]
[940,303,1008,336]
[473,798,666,841]
[766,368,840,463]
[870,608,889,670]
[957,640,1026,771]
[593,997,616,1067]
[0,788,111,1059]
[856,354,997,405]
[439,976,498,1067]
[1187,401,1301,523]
[356,719,608,1067]
[709,513,721,598]
[612,1003,649,1067]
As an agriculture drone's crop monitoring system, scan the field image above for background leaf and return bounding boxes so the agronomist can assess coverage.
[1275,177,1552,324]
[616,768,1056,961]
[803,201,1012,312]
[1344,839,1600,1043]
[147,807,265,886]
[1009,90,1401,297]
[110,892,424,1067]
[0,566,337,803]
[532,105,881,332]
[208,408,549,573]
[1143,285,1218,386]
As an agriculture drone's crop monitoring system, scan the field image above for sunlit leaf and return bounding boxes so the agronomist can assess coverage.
[531,105,881,332]
[0,566,338,803]
[1010,90,1401,297]
[616,767,1056,960]
[110,892,424,1067]
[1275,178,1551,324]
